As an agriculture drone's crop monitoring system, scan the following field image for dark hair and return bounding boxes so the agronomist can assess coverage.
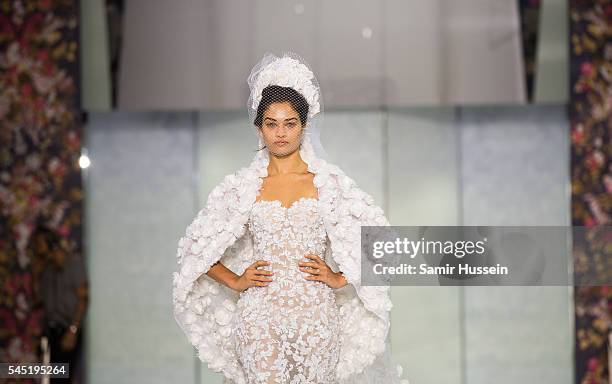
[32,225,63,255]
[253,85,309,128]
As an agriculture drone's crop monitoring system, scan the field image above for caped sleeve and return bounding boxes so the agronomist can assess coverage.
[172,174,251,384]
[324,171,409,384]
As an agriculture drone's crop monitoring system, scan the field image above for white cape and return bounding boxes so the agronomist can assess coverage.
[172,136,409,383]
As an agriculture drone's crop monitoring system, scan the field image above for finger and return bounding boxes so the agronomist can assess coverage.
[251,260,271,268]
[303,258,325,268]
[251,270,273,277]
[305,254,323,263]
[252,275,273,282]
[250,272,273,280]
[299,266,321,275]
[305,257,324,268]
[298,262,319,268]
[304,275,320,281]
[253,269,274,275]
[254,281,269,286]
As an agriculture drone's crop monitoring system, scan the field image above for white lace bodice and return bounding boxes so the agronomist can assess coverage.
[233,197,341,383]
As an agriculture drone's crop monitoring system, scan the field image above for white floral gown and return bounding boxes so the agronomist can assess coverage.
[233,197,342,383]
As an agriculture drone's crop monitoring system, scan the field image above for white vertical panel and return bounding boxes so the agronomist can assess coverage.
[119,0,253,111]
[85,112,198,384]
[204,0,254,111]
[391,286,463,384]
[320,111,386,205]
[80,0,111,111]
[534,0,569,103]
[118,0,207,109]
[388,107,459,226]
[460,106,569,226]
[442,0,526,104]
[460,105,572,384]
[388,107,462,384]
[198,111,259,207]
[253,0,317,66]
[384,0,443,106]
[318,0,383,107]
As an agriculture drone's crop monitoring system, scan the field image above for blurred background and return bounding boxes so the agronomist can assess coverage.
[0,0,610,384]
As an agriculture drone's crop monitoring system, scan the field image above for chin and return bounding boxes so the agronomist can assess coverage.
[270,144,297,155]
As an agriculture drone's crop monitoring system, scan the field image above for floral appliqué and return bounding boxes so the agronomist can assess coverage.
[233,197,341,383]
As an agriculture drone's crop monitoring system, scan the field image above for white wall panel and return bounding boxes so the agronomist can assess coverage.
[85,112,198,383]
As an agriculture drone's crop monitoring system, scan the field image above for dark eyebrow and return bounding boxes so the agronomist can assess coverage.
[264,117,298,122]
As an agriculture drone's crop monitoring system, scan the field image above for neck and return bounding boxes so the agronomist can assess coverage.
[267,148,308,175]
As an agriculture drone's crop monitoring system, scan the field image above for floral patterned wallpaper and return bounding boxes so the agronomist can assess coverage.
[0,0,82,381]
[569,0,611,383]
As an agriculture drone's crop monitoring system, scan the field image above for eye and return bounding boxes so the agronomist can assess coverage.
[266,122,276,128]
[286,123,296,128]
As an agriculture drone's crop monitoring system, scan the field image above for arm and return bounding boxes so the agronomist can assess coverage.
[206,259,274,293]
[69,283,89,331]
[204,260,240,291]
[60,282,88,351]
[68,257,89,333]
[299,254,348,289]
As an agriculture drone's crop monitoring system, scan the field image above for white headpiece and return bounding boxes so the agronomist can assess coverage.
[246,51,329,160]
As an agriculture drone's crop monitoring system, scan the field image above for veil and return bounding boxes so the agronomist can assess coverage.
[246,51,330,161]
[237,52,409,384]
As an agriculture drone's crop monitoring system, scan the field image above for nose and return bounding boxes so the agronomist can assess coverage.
[276,126,287,137]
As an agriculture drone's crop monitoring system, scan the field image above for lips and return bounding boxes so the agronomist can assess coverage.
[275,141,288,145]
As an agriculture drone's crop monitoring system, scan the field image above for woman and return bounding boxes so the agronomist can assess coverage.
[172,52,409,384]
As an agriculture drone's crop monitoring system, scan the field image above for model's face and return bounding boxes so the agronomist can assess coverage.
[259,102,304,157]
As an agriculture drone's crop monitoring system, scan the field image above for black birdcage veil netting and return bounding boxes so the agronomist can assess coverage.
[247,51,329,160]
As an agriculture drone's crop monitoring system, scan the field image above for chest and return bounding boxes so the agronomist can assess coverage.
[248,197,327,246]
[256,173,319,209]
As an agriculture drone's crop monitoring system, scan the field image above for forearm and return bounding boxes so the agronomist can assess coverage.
[205,261,240,291]
[70,284,89,328]
[70,298,87,328]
